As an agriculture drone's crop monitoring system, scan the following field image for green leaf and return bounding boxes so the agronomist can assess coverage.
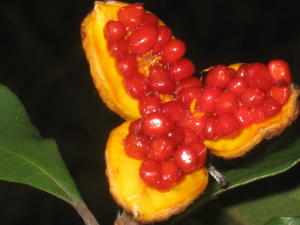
[0,83,81,203]
[0,84,99,225]
[171,120,300,224]
[264,217,300,225]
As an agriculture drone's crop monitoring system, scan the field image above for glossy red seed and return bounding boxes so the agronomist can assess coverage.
[108,39,128,58]
[174,145,198,174]
[153,26,172,52]
[161,39,186,64]
[182,127,200,144]
[148,66,175,94]
[226,77,248,95]
[215,92,239,114]
[139,94,161,116]
[124,133,149,159]
[116,54,138,76]
[169,58,196,81]
[159,161,183,191]
[167,127,185,145]
[267,59,292,85]
[182,114,205,134]
[117,3,145,29]
[123,73,148,99]
[128,25,157,55]
[262,98,281,118]
[201,115,220,140]
[196,87,222,113]
[187,142,207,169]
[148,136,175,160]
[177,86,202,108]
[205,65,233,89]
[129,119,142,134]
[141,112,174,136]
[161,101,188,122]
[244,63,273,90]
[240,88,265,108]
[140,159,161,188]
[249,106,266,123]
[175,77,202,93]
[235,106,253,128]
[218,114,241,137]
[141,12,159,26]
[268,85,291,105]
[104,20,126,42]
[237,64,248,78]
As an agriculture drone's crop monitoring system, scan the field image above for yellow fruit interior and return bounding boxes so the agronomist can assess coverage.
[106,121,208,223]
[81,1,140,120]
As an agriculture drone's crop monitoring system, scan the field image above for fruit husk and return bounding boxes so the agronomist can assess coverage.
[81,1,140,120]
[205,85,300,158]
[105,121,208,223]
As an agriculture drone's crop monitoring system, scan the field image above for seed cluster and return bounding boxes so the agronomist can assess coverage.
[103,3,292,191]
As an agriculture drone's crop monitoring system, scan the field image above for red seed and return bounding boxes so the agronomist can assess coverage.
[161,101,188,122]
[177,86,202,108]
[205,65,233,89]
[169,58,196,81]
[182,114,205,134]
[244,63,273,90]
[196,87,222,113]
[141,112,174,136]
[153,26,172,52]
[186,142,207,169]
[240,88,265,108]
[140,159,161,188]
[124,133,150,159]
[268,85,291,105]
[262,98,281,118]
[167,127,185,145]
[148,136,175,160]
[161,39,186,64]
[237,64,248,78]
[201,115,221,140]
[116,54,138,76]
[104,20,126,42]
[148,66,175,94]
[139,94,161,116]
[159,161,183,191]
[249,106,266,123]
[218,114,241,137]
[215,92,239,114]
[226,77,248,95]
[175,77,202,93]
[182,127,200,144]
[117,3,145,29]
[123,73,148,99]
[108,39,128,58]
[141,12,159,26]
[174,145,198,174]
[128,119,142,134]
[235,106,253,128]
[267,59,292,85]
[128,25,157,55]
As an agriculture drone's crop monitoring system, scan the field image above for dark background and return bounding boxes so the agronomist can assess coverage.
[0,0,300,224]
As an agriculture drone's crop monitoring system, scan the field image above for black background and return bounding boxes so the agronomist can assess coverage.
[1,0,300,224]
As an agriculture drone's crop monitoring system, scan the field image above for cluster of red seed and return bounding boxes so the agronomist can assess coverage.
[103,3,292,191]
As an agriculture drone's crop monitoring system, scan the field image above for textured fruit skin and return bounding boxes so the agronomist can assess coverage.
[106,121,208,223]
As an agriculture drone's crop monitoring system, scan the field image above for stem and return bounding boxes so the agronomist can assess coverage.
[207,163,228,187]
[72,200,100,225]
